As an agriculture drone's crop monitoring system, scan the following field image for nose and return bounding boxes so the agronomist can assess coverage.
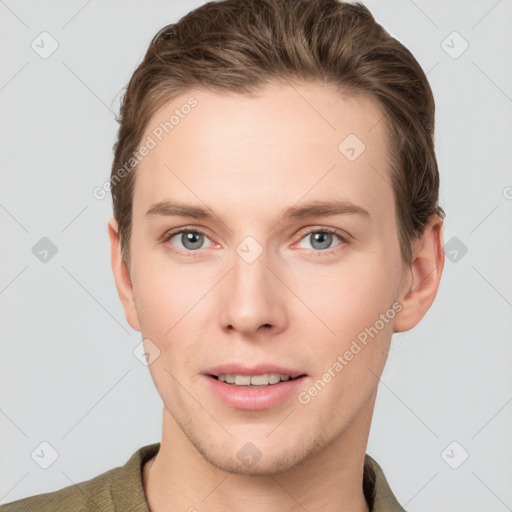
[218,246,287,338]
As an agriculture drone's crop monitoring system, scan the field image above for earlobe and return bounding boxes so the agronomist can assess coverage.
[107,217,141,332]
[393,216,445,333]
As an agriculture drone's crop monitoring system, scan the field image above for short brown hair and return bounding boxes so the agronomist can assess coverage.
[110,0,445,267]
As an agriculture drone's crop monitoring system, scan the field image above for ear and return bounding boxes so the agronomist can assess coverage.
[393,215,445,333]
[107,217,141,332]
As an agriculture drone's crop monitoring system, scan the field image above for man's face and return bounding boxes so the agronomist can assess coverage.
[117,82,410,474]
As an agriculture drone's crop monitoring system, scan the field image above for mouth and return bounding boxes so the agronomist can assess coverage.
[204,371,308,410]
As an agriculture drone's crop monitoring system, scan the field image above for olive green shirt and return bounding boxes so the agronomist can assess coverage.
[0,443,406,511]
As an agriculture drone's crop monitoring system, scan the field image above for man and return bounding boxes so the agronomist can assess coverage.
[1,0,445,510]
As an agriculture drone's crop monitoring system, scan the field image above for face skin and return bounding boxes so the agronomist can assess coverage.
[108,81,444,512]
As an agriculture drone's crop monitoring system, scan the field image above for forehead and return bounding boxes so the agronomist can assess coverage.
[133,82,394,226]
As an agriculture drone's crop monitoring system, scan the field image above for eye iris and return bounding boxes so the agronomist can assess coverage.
[310,232,332,250]
[182,231,203,250]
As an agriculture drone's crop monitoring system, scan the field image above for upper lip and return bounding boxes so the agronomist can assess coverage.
[205,364,307,379]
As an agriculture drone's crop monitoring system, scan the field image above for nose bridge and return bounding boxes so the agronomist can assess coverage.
[219,239,284,334]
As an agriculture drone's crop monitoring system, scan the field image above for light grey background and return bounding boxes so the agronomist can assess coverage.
[1,1,511,510]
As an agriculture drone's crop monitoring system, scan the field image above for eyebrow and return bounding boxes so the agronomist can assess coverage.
[145,198,371,223]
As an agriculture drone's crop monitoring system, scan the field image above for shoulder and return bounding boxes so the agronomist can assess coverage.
[0,470,116,512]
[364,453,406,512]
[0,466,119,512]
[0,443,160,512]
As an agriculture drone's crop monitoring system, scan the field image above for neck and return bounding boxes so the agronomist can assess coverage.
[143,402,375,512]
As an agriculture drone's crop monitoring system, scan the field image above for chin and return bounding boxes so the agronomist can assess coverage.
[195,432,326,476]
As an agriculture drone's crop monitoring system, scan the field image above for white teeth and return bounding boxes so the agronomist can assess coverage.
[216,373,294,386]
[268,374,281,384]
[234,375,251,385]
[250,374,269,385]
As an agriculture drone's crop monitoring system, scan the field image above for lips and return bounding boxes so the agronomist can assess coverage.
[204,369,308,410]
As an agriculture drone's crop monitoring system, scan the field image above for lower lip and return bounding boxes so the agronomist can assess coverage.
[204,375,307,411]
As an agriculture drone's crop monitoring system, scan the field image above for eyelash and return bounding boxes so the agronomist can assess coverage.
[162,226,348,257]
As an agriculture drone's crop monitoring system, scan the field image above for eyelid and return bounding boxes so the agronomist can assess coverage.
[162,225,210,237]
[294,225,349,242]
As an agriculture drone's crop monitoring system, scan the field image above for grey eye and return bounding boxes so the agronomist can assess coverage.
[169,230,210,251]
[181,231,204,250]
[309,232,333,250]
[300,231,342,251]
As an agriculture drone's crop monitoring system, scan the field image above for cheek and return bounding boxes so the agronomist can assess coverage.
[292,256,397,340]
[290,253,399,403]
[131,248,201,328]
[130,249,218,372]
